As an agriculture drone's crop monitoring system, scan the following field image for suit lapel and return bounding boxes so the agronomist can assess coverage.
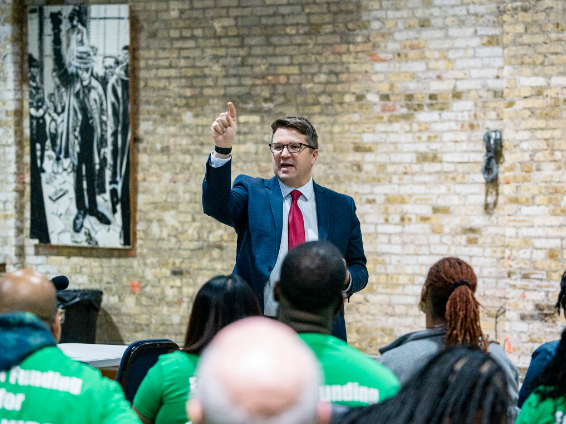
[314,182,329,241]
[265,177,283,256]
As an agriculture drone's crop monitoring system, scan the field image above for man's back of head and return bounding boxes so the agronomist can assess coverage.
[187,317,329,424]
[278,241,345,318]
[0,269,58,329]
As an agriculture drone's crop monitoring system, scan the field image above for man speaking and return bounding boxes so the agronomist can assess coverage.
[202,103,368,340]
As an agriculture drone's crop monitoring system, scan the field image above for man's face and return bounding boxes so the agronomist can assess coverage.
[77,66,92,84]
[29,66,39,80]
[120,50,129,65]
[271,127,318,188]
[103,60,117,79]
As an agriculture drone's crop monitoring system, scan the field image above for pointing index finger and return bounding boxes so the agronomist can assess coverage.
[227,102,237,121]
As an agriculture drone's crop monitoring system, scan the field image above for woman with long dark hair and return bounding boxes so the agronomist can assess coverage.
[378,257,519,421]
[516,327,566,423]
[340,347,510,424]
[132,275,261,424]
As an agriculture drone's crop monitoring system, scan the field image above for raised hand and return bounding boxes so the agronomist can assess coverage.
[211,102,237,150]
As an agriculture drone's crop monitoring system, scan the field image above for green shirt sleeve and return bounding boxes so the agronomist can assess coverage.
[516,392,563,424]
[133,361,165,421]
[101,377,143,424]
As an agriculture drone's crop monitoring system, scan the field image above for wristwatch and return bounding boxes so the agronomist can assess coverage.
[214,145,232,155]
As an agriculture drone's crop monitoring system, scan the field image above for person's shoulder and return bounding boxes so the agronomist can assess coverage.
[234,174,276,188]
[486,341,519,378]
[302,334,399,387]
[158,350,199,370]
[518,390,565,424]
[300,333,383,369]
[90,78,105,94]
[313,183,356,209]
[314,183,352,199]
[25,346,117,388]
[533,340,560,357]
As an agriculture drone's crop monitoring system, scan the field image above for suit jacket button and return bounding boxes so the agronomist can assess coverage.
[267,266,272,271]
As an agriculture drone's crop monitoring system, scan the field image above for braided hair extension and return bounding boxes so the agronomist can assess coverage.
[555,270,566,316]
[531,327,566,403]
[340,347,509,424]
[424,257,487,351]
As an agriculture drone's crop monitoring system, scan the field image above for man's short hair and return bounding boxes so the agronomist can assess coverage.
[279,241,345,312]
[103,56,119,67]
[271,117,318,149]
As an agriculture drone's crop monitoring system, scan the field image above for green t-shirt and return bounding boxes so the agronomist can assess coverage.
[299,333,400,407]
[0,346,140,424]
[133,351,199,424]
[516,389,566,424]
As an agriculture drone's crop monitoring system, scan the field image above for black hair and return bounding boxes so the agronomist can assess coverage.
[271,116,318,149]
[28,54,39,69]
[279,241,345,312]
[341,347,509,424]
[532,327,566,403]
[183,274,260,354]
[556,270,566,316]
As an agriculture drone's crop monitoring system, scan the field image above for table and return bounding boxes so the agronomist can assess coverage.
[58,343,128,368]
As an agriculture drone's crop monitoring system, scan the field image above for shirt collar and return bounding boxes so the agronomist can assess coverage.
[278,178,314,201]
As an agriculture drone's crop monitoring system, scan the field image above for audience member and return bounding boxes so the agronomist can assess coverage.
[0,269,140,424]
[377,257,519,422]
[339,347,510,424]
[133,274,261,424]
[186,317,330,424]
[518,270,566,407]
[517,326,566,423]
[275,241,399,407]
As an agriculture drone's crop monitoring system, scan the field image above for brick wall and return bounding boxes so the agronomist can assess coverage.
[0,0,565,364]
[0,0,25,271]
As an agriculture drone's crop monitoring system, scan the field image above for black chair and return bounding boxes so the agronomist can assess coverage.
[116,339,179,403]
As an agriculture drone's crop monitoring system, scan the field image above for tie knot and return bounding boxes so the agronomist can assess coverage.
[291,190,302,202]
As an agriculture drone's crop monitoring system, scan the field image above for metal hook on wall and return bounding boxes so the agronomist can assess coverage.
[482,130,503,183]
[482,130,503,214]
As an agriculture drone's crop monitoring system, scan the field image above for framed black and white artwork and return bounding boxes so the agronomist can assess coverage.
[28,5,132,248]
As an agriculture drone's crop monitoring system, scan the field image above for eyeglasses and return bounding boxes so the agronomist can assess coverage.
[269,143,314,154]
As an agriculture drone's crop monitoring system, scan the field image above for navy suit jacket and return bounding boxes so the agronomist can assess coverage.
[202,157,368,339]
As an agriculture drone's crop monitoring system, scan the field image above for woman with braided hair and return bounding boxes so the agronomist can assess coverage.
[517,327,566,423]
[340,347,510,424]
[378,257,519,422]
[517,269,566,407]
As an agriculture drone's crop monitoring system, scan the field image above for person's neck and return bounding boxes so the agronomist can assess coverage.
[425,313,446,329]
[277,298,334,335]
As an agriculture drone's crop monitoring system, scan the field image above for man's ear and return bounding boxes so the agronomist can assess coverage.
[317,402,332,424]
[420,283,428,303]
[311,149,319,166]
[273,281,281,302]
[51,313,62,343]
[186,399,203,424]
[334,293,344,314]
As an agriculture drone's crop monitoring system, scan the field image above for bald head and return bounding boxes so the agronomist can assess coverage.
[188,317,324,424]
[0,269,57,324]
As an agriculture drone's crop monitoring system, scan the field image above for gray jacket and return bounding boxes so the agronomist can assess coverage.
[378,326,519,423]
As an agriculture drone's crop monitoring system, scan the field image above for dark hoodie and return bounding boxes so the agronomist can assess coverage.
[0,311,56,370]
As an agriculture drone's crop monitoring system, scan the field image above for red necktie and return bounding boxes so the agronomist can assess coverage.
[288,190,305,250]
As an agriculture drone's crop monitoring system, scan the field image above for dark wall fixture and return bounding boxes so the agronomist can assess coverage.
[482,130,503,214]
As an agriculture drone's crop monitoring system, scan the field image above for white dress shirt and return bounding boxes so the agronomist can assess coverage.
[263,178,318,316]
